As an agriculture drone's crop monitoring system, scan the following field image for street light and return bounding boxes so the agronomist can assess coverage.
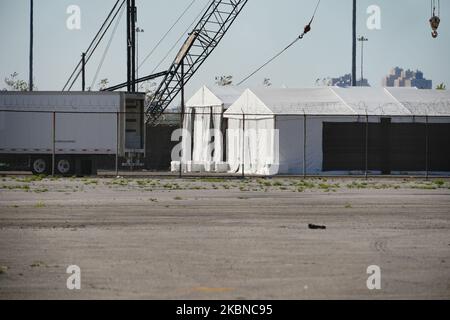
[135,27,144,90]
[358,36,368,87]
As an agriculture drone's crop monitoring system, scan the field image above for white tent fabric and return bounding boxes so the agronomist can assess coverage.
[181,108,193,163]
[178,85,244,172]
[186,85,245,110]
[227,117,277,175]
[225,87,450,117]
[225,87,356,117]
[223,87,450,175]
[211,106,223,163]
[192,107,211,164]
[386,87,450,116]
[331,87,412,116]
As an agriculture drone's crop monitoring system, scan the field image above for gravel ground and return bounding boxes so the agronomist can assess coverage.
[0,176,449,299]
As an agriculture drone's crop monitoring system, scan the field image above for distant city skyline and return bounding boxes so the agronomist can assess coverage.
[0,0,448,97]
[382,67,433,89]
[319,74,370,87]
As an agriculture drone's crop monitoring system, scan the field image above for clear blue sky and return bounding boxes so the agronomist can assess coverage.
[0,0,448,97]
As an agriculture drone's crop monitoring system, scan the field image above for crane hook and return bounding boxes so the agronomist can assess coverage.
[430,0,440,38]
[430,15,440,38]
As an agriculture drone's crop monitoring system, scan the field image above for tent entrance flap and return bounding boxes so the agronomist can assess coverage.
[227,116,278,175]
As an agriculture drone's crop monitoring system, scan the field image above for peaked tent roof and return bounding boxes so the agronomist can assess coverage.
[386,87,450,116]
[224,87,450,117]
[186,85,245,109]
[225,87,356,116]
[331,87,412,116]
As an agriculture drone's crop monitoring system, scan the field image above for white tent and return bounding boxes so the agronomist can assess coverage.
[223,87,450,175]
[176,85,244,172]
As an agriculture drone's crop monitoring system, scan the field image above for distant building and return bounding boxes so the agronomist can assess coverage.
[320,74,370,87]
[383,67,432,89]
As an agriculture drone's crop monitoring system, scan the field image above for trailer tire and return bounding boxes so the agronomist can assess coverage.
[31,157,50,175]
[56,158,73,175]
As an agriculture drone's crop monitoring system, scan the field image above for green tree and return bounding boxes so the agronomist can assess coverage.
[3,72,35,91]
[436,83,446,90]
[215,75,233,86]
[98,78,109,91]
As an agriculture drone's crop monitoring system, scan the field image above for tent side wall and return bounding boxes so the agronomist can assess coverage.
[306,116,363,175]
[276,115,359,175]
[319,115,450,175]
[223,88,450,176]
[276,116,304,174]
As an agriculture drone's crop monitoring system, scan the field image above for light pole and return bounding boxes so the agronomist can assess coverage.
[358,36,368,87]
[352,0,357,86]
[136,27,144,91]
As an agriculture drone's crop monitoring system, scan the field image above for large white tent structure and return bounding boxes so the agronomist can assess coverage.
[223,87,450,175]
[176,85,244,172]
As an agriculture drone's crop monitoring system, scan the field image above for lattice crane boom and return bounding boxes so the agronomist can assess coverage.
[145,0,249,124]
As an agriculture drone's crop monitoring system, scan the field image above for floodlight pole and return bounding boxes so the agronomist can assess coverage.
[136,27,144,90]
[358,36,369,86]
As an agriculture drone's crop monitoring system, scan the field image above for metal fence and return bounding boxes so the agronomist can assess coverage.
[1,109,450,178]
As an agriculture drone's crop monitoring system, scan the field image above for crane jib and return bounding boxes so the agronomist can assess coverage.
[145,0,250,125]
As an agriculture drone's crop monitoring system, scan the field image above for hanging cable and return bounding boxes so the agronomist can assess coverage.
[431,0,440,16]
[63,0,122,90]
[62,0,126,91]
[237,0,321,86]
[90,4,126,89]
[66,0,126,91]
[138,0,198,71]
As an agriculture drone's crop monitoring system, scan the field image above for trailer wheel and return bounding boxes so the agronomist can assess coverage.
[56,158,73,175]
[31,158,49,175]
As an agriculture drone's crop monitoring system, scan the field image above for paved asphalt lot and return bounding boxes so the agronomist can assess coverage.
[0,176,449,299]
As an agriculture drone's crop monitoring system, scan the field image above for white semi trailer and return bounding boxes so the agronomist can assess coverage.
[0,92,146,175]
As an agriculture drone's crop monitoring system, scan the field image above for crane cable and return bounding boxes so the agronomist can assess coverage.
[237,0,321,86]
[62,0,123,91]
[90,4,126,90]
[67,0,126,91]
[138,0,198,72]
[431,0,440,16]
